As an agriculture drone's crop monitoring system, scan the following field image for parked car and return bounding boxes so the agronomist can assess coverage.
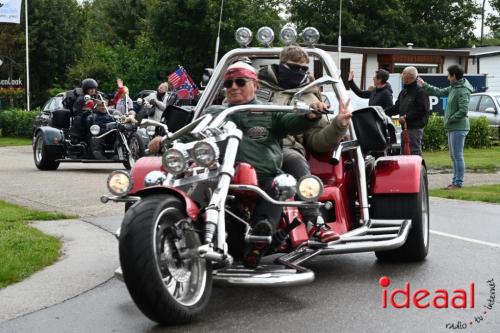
[468,92,500,132]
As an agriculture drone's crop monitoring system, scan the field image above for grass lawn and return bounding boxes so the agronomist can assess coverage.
[0,201,76,288]
[423,147,500,172]
[0,136,32,147]
[429,184,500,204]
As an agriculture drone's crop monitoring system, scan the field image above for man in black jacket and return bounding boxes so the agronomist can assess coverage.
[385,66,430,155]
[348,69,393,109]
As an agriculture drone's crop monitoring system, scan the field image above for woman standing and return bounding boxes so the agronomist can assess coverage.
[418,65,473,189]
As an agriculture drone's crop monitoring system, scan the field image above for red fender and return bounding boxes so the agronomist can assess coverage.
[371,156,424,194]
[129,156,164,195]
[134,186,200,220]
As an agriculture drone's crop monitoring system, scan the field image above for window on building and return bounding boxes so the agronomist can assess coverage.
[393,63,438,74]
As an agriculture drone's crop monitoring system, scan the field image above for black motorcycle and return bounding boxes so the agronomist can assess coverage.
[33,94,146,170]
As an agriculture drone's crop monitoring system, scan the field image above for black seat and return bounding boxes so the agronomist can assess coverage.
[52,109,71,129]
[163,105,194,133]
[351,106,396,156]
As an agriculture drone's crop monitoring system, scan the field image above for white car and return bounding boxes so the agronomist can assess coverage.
[468,92,500,129]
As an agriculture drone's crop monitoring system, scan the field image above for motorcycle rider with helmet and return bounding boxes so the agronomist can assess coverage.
[70,78,99,144]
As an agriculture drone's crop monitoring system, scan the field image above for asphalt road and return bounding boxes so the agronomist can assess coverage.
[0,146,124,217]
[0,146,499,332]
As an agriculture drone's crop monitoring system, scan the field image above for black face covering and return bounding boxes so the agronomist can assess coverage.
[277,64,307,89]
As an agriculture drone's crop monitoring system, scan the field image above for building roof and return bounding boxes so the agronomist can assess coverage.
[316,44,500,58]
[316,44,470,57]
[465,46,500,57]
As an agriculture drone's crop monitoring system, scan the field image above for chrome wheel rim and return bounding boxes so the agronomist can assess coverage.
[35,136,44,164]
[128,137,140,167]
[421,178,430,248]
[153,208,207,306]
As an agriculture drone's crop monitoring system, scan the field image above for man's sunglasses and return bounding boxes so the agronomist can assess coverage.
[223,78,252,88]
[286,63,309,72]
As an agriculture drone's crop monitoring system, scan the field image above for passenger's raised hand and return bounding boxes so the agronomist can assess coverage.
[348,71,354,82]
[337,97,352,127]
[417,77,425,87]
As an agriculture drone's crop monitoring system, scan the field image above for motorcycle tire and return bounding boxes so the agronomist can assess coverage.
[33,132,60,170]
[119,194,212,325]
[370,166,429,262]
[123,132,145,170]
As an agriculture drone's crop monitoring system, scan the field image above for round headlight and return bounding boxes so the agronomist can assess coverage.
[297,175,323,202]
[279,26,297,45]
[256,27,274,47]
[192,141,219,167]
[107,170,133,197]
[301,27,320,45]
[146,125,156,137]
[162,147,189,175]
[144,170,168,187]
[90,124,100,136]
[235,27,253,47]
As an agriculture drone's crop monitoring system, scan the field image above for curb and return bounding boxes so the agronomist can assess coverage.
[0,219,118,323]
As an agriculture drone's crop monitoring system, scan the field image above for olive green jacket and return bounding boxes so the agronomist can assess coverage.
[257,65,348,155]
[422,78,473,131]
[206,100,319,177]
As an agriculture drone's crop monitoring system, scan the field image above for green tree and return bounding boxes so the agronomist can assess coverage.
[84,0,147,47]
[286,0,480,48]
[0,25,25,79]
[28,0,85,104]
[68,35,162,95]
[486,0,500,32]
[144,0,284,81]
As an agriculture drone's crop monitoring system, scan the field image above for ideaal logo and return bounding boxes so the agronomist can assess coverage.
[379,276,496,330]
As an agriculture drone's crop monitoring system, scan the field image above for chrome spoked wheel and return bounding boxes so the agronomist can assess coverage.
[153,208,207,307]
[123,133,144,170]
[35,135,44,164]
[33,133,60,170]
[421,174,430,249]
[119,195,212,325]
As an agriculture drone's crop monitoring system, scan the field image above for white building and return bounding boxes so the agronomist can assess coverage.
[314,44,498,94]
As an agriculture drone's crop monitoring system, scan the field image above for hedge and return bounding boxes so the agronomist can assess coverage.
[0,108,39,137]
[423,114,491,151]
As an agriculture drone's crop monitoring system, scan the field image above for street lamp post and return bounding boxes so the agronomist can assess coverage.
[480,0,487,46]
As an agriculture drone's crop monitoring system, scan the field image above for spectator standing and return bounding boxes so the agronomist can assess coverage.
[418,65,473,189]
[348,69,393,109]
[385,66,430,156]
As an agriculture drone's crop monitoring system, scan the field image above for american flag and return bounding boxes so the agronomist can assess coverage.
[168,66,199,100]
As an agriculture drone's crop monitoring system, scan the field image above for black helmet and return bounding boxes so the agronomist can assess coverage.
[81,78,98,93]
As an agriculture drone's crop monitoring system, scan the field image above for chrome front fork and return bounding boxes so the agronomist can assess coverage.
[203,128,242,259]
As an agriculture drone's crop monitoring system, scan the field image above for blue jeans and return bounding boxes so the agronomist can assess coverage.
[448,130,468,187]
